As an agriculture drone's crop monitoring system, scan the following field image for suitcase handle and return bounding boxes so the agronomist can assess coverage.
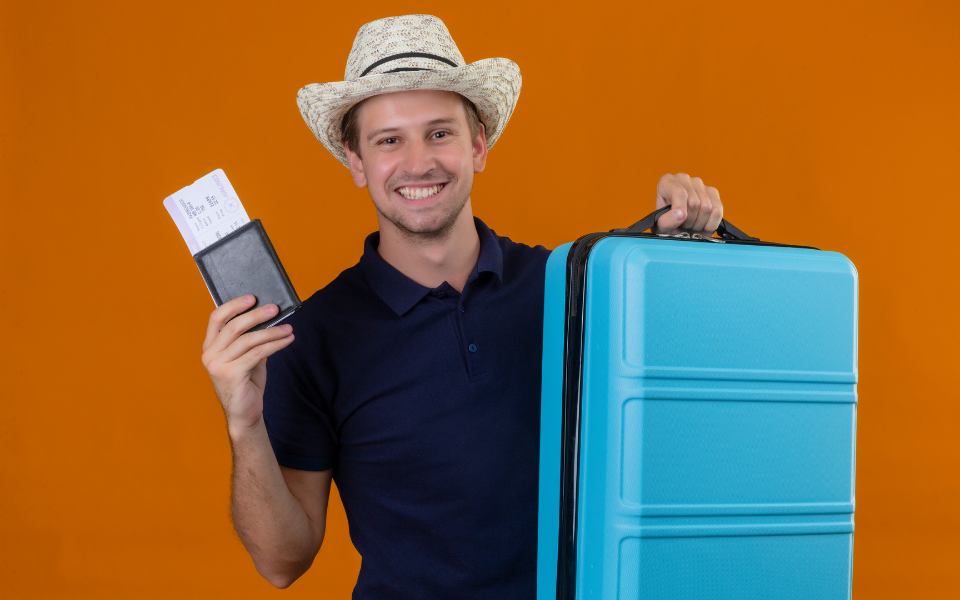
[615,204,759,241]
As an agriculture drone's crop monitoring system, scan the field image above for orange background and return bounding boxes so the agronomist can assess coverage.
[2,0,958,597]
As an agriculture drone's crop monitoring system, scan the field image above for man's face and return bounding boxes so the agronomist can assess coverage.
[345,90,487,240]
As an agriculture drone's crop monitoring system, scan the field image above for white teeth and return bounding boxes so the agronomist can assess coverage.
[398,184,442,200]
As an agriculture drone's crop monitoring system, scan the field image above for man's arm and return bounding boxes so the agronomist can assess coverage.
[202,296,331,588]
[229,420,332,587]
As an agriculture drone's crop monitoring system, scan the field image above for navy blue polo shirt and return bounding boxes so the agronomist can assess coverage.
[262,218,550,600]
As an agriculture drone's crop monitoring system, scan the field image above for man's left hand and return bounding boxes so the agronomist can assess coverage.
[653,173,724,236]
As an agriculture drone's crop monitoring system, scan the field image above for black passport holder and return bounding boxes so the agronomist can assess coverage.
[194,219,301,332]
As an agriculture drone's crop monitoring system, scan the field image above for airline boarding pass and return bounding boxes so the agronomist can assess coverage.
[163,169,250,255]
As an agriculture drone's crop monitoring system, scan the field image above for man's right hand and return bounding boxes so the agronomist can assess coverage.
[201,296,295,436]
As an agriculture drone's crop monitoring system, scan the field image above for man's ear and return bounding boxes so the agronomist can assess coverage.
[345,143,368,188]
[472,123,488,174]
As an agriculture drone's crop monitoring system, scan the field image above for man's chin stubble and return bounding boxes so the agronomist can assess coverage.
[376,196,469,244]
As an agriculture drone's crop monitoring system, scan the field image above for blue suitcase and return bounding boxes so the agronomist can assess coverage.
[538,207,858,600]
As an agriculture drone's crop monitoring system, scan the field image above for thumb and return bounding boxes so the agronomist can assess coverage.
[654,205,687,233]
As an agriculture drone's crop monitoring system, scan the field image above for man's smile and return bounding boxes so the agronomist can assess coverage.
[396,183,446,201]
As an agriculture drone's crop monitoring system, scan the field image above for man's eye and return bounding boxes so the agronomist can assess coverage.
[432,131,448,139]
[381,138,398,145]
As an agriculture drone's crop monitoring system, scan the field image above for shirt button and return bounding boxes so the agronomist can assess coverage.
[460,306,465,312]
[437,291,447,298]
[468,343,478,353]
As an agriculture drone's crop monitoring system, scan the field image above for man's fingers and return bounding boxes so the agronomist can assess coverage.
[702,186,724,235]
[653,174,726,236]
[203,321,294,385]
[221,303,284,348]
[205,302,282,355]
[689,178,713,232]
[680,178,702,230]
[220,324,295,364]
[654,174,690,232]
[204,295,256,351]
[232,332,297,375]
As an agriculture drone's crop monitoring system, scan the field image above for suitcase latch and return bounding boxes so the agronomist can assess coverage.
[656,232,726,243]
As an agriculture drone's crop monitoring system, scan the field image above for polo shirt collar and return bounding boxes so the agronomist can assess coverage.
[359,217,504,316]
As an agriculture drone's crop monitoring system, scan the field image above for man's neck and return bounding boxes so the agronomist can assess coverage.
[376,201,480,293]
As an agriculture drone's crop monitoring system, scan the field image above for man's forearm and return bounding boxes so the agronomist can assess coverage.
[229,417,320,588]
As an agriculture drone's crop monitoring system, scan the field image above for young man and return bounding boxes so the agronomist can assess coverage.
[201,15,724,599]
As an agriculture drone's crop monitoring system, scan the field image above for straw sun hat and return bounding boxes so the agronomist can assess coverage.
[296,14,522,167]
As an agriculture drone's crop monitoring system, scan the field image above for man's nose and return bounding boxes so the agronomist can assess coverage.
[400,138,436,175]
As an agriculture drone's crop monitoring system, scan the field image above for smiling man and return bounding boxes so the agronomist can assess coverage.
[200,14,724,600]
[341,89,490,293]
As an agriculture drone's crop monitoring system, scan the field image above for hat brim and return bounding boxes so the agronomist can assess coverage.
[297,57,521,167]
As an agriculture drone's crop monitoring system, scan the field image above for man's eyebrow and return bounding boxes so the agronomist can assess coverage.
[366,126,400,142]
[365,119,460,142]
[425,118,458,128]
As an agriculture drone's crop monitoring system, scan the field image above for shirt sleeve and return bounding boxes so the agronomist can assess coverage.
[262,312,338,472]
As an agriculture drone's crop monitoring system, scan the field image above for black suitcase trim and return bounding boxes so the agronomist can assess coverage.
[555,229,817,600]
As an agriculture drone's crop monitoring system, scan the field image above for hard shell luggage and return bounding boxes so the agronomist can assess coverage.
[537,207,858,600]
